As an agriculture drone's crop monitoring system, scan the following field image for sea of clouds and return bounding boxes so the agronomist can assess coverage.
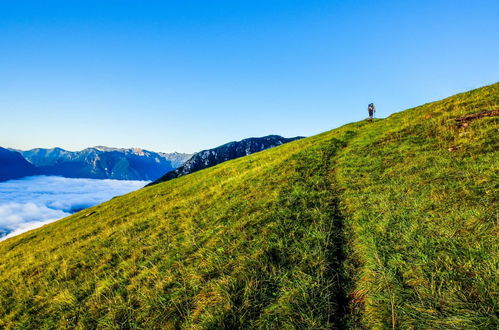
[0,176,147,241]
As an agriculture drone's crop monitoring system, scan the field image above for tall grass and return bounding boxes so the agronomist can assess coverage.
[337,84,499,328]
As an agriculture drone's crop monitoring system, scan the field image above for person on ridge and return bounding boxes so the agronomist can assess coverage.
[368,103,376,122]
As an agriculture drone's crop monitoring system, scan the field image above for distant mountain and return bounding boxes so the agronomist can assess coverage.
[150,135,303,186]
[18,147,192,181]
[0,147,40,182]
[157,151,191,169]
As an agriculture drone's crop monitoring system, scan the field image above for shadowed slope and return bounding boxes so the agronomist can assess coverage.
[0,148,40,182]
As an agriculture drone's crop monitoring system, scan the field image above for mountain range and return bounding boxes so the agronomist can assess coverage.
[1,136,301,182]
[0,147,192,182]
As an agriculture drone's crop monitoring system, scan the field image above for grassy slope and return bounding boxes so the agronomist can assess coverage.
[0,84,497,329]
[337,84,498,328]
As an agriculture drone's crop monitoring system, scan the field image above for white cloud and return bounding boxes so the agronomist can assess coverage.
[0,175,147,241]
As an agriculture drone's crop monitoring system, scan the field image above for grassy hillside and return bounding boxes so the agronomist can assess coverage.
[0,83,497,329]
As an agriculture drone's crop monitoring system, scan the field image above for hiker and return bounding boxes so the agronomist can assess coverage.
[368,103,376,121]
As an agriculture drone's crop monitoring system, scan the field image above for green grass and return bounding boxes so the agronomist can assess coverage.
[0,83,497,329]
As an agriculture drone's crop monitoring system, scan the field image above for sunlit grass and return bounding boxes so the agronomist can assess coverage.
[0,83,497,328]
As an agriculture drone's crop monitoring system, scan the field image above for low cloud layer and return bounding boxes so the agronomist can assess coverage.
[0,176,147,241]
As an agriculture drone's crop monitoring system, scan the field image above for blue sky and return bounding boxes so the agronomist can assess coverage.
[1,0,498,153]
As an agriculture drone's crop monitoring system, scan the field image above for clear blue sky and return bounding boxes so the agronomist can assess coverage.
[1,0,498,153]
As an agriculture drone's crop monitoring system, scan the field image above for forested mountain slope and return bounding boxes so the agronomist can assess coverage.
[150,135,302,185]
